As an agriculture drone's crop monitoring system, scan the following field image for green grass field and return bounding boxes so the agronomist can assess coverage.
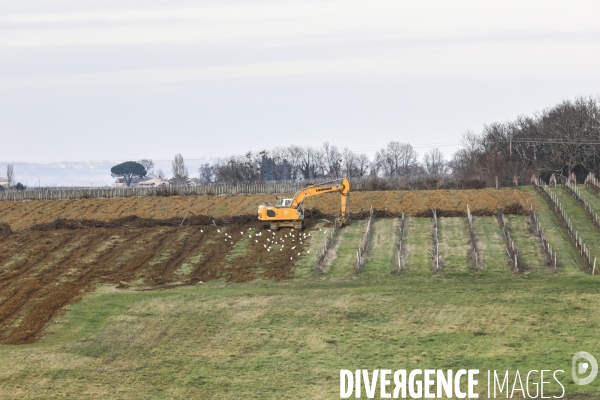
[1,187,600,399]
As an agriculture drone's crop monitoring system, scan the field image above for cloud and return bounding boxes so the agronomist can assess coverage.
[1,39,599,91]
[1,1,599,48]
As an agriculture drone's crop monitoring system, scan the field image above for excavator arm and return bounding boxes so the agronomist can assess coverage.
[290,178,350,220]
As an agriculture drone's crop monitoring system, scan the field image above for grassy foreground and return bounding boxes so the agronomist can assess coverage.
[0,273,599,399]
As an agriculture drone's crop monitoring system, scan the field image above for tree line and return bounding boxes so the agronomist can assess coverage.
[110,95,600,188]
[197,142,447,185]
[451,95,600,186]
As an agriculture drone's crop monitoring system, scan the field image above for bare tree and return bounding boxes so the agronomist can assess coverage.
[341,148,369,177]
[380,142,418,178]
[170,154,190,186]
[322,142,342,178]
[423,148,446,178]
[138,159,154,177]
[269,147,292,180]
[156,169,165,179]
[356,154,370,177]
[286,145,304,180]
[6,164,13,187]
[341,147,357,177]
[383,142,402,177]
[461,130,482,155]
[397,143,418,178]
[198,163,214,183]
[298,147,322,179]
[371,150,386,177]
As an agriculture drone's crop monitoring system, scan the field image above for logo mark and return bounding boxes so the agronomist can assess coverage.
[572,351,598,385]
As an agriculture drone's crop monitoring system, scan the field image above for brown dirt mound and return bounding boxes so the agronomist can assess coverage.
[0,188,538,231]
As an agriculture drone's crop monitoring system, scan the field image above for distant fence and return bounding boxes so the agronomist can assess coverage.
[0,176,477,202]
[0,183,310,201]
[0,180,349,201]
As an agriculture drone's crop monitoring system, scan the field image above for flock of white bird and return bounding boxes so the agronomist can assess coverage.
[198,226,327,261]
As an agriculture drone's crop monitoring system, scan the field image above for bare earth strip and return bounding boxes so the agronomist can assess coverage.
[0,189,536,231]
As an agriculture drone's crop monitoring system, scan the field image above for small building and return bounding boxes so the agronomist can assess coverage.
[114,177,169,188]
[0,178,8,188]
[137,177,169,187]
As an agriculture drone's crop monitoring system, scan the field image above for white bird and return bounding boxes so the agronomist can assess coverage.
[200,229,203,233]
[264,244,267,248]
[291,229,294,232]
[307,250,310,254]
[249,235,252,238]
[267,249,270,252]
[298,252,301,256]
[255,240,258,243]
[290,257,293,260]
[319,229,322,231]
[218,229,221,233]
[292,246,296,249]
[240,232,243,235]
[225,238,227,242]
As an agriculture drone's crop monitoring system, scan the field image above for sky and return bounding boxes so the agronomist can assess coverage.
[1,0,600,185]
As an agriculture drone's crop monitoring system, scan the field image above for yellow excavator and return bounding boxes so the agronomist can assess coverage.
[257,178,350,230]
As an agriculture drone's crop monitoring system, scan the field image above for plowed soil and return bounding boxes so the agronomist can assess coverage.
[0,189,536,230]
[0,220,317,344]
[0,188,537,344]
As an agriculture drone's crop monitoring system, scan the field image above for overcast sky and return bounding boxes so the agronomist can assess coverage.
[1,0,600,168]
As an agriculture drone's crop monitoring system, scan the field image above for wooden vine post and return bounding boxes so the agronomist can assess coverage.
[395,212,408,273]
[355,206,374,271]
[498,210,520,273]
[466,204,482,271]
[429,208,441,271]
[316,222,339,272]
[529,204,558,271]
